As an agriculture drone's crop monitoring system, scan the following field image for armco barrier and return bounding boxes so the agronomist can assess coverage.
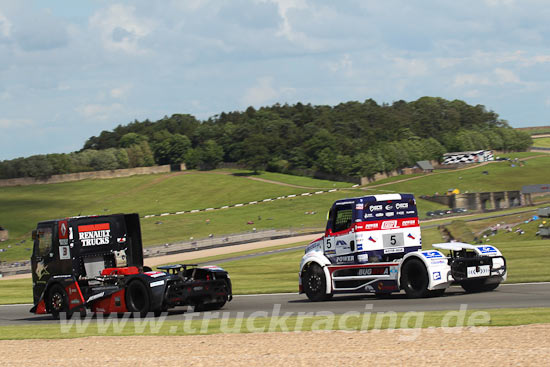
[0,228,321,277]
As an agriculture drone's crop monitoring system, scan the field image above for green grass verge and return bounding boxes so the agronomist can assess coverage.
[532,137,550,148]
[0,307,548,339]
[2,233,549,305]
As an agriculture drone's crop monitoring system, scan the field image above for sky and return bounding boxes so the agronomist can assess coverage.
[1,0,550,160]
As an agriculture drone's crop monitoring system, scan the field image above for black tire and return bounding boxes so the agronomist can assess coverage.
[303,263,332,302]
[125,280,150,318]
[400,258,430,298]
[461,279,500,293]
[48,284,70,320]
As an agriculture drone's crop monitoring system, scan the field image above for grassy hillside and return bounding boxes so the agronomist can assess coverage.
[3,155,550,263]
[532,137,550,148]
[366,155,550,195]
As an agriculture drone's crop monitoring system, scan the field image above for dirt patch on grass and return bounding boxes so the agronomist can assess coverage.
[1,324,548,366]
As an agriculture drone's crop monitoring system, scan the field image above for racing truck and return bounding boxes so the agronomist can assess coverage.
[30,213,232,319]
[299,194,507,301]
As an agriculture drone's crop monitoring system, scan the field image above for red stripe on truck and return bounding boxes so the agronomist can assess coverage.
[78,223,110,232]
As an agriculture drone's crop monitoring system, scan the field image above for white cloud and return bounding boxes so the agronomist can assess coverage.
[241,77,280,107]
[453,74,491,87]
[327,54,353,76]
[89,4,155,54]
[0,118,33,129]
[392,58,428,77]
[485,0,515,6]
[494,68,521,84]
[110,85,132,99]
[76,103,124,121]
[0,11,12,38]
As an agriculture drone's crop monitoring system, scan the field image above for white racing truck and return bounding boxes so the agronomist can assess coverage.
[299,194,507,301]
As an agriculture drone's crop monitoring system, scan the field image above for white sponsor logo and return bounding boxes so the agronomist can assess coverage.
[364,223,379,230]
[385,205,393,210]
[336,256,354,263]
[87,292,105,302]
[150,280,165,288]
[369,205,383,211]
[395,203,409,209]
[402,220,417,226]
[381,220,398,229]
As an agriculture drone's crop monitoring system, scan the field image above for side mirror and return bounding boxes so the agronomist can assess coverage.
[31,230,37,240]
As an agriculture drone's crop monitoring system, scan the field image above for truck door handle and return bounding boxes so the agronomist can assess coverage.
[350,241,355,252]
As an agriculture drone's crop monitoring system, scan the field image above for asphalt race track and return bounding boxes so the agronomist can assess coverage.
[0,283,548,326]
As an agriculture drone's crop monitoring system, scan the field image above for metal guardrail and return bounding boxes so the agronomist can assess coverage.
[0,228,321,277]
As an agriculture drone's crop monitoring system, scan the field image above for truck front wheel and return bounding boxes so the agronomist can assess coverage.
[400,258,430,298]
[303,263,332,302]
[126,281,150,318]
[48,284,70,320]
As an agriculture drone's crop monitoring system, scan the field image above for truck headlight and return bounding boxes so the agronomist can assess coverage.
[492,257,505,269]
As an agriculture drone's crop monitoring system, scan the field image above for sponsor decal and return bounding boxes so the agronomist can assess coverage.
[117,237,126,244]
[306,241,322,253]
[381,220,398,229]
[358,267,389,276]
[384,247,403,254]
[150,280,165,288]
[356,203,364,210]
[407,233,415,240]
[357,243,363,251]
[87,292,105,302]
[385,204,393,211]
[336,240,348,248]
[58,221,68,239]
[431,259,447,265]
[395,203,409,209]
[375,213,384,217]
[369,205,383,212]
[335,255,354,263]
[397,211,405,215]
[406,210,416,214]
[364,213,374,218]
[422,251,443,259]
[364,223,379,230]
[357,254,369,262]
[467,265,490,278]
[368,236,376,243]
[386,212,395,217]
[433,271,442,281]
[35,261,49,280]
[325,249,336,255]
[477,246,497,254]
[78,223,111,247]
[402,219,417,226]
[145,272,166,278]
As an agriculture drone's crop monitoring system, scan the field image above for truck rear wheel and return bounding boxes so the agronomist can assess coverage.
[400,258,430,298]
[461,279,500,293]
[303,263,332,302]
[126,281,150,318]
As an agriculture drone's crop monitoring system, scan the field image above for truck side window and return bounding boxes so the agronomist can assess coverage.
[332,205,353,233]
[36,227,53,257]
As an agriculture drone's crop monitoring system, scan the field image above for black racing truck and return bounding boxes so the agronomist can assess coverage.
[30,213,232,319]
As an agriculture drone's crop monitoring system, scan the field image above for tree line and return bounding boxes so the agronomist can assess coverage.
[0,97,532,180]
